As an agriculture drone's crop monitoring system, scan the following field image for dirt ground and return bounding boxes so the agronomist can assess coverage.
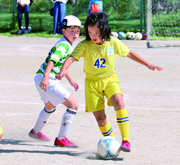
[0,35,179,165]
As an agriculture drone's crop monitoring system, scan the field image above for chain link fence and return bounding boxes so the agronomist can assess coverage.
[147,0,180,48]
[0,0,148,34]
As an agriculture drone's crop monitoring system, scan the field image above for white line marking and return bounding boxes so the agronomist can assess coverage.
[0,81,85,90]
[0,112,39,116]
[0,101,43,105]
[127,106,180,111]
[20,45,47,53]
[0,101,178,111]
[0,81,34,86]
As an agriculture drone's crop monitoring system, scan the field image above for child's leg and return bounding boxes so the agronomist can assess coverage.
[33,106,56,133]
[57,108,77,139]
[93,110,115,137]
[115,108,129,141]
[54,95,78,147]
[29,101,55,141]
[109,93,129,141]
[57,95,78,139]
[110,93,131,152]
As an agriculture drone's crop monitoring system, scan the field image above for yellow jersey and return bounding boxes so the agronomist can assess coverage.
[71,36,130,79]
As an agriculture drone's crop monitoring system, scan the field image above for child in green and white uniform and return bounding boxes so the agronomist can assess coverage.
[29,15,83,147]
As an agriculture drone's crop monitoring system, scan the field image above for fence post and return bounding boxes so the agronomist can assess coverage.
[75,0,78,16]
[12,0,16,29]
[140,0,143,32]
[147,0,151,48]
[143,0,146,32]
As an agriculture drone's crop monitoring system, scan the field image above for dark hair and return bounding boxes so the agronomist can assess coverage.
[63,25,70,30]
[62,26,80,30]
[84,12,111,41]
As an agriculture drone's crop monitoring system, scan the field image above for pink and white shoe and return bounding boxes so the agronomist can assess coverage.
[120,140,131,152]
[29,129,50,141]
[54,137,78,148]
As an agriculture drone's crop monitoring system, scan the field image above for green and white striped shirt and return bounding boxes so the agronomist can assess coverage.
[36,37,73,78]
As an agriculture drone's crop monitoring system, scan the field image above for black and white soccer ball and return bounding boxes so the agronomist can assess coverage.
[126,32,135,40]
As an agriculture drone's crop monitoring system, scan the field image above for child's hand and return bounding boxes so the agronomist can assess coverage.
[147,64,162,71]
[69,80,79,92]
[55,70,66,80]
[20,2,26,7]
[39,77,49,92]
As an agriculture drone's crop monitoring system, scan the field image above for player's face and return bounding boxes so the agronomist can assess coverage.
[63,26,80,45]
[88,25,104,45]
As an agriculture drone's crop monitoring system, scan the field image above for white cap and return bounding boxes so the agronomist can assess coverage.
[62,15,83,28]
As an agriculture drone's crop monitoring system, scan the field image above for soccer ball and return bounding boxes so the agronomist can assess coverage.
[111,32,118,38]
[130,32,135,40]
[97,136,121,159]
[118,31,126,40]
[141,32,147,40]
[126,32,135,40]
[135,32,142,40]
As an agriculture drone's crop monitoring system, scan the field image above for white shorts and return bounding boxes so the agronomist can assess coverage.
[34,74,70,106]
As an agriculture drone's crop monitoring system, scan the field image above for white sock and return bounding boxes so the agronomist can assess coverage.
[57,108,77,140]
[33,107,56,133]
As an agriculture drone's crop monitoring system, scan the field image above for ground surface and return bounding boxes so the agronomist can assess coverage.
[0,36,179,165]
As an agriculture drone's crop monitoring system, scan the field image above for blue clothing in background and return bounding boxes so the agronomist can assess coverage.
[17,3,30,30]
[53,2,66,34]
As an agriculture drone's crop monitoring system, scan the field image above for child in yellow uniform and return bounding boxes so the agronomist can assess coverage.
[0,126,3,141]
[56,12,162,152]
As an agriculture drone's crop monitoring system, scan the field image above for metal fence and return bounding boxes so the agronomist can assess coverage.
[0,0,147,33]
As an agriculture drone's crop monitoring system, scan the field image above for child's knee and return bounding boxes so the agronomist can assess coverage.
[111,97,124,108]
[72,102,79,110]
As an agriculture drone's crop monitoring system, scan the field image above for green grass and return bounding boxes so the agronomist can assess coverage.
[0,10,180,39]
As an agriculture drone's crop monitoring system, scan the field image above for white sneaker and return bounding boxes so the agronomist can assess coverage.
[28,26,31,33]
[17,29,23,34]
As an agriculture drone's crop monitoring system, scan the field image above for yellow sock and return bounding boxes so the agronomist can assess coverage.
[116,108,129,141]
[99,122,115,137]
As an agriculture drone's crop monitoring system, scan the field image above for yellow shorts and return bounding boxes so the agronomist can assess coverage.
[85,74,123,112]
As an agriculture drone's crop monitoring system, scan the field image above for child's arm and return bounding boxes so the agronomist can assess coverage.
[40,61,55,92]
[56,56,76,80]
[127,50,162,71]
[65,70,79,91]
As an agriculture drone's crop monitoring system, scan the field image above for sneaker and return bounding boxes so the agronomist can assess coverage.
[54,137,78,148]
[24,29,29,34]
[28,129,50,141]
[120,140,131,152]
[17,29,23,35]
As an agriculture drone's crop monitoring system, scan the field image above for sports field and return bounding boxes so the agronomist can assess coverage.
[0,36,179,165]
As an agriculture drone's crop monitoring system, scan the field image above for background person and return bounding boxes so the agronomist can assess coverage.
[52,0,67,34]
[88,0,103,15]
[17,0,31,34]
